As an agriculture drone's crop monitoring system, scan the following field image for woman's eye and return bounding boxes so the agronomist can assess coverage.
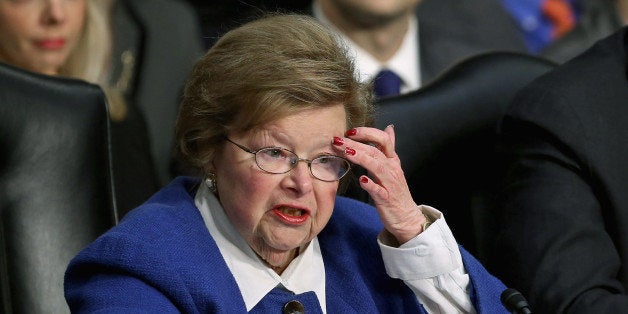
[317,156,331,164]
[263,148,284,159]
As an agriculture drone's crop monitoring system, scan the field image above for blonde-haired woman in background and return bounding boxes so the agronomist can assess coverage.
[0,0,160,214]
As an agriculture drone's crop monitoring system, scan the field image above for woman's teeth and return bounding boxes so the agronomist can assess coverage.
[280,207,303,216]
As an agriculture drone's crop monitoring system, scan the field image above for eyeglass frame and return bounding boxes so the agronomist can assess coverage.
[225,138,352,182]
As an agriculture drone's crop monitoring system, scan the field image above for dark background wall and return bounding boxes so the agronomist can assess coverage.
[185,0,312,48]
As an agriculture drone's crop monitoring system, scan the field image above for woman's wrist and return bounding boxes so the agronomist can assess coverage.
[389,205,431,245]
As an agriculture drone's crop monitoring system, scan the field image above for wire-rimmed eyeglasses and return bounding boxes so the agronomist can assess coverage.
[226,138,351,182]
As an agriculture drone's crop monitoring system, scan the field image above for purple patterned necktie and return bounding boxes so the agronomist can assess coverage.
[374,69,402,98]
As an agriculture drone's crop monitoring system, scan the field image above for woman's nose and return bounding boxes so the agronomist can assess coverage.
[43,0,67,25]
[284,161,313,195]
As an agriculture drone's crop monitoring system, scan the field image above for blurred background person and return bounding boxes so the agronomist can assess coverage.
[0,0,156,215]
[0,0,109,80]
[0,0,203,216]
[494,26,628,312]
[312,0,424,98]
[312,0,534,98]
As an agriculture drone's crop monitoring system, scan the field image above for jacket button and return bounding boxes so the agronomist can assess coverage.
[283,300,305,314]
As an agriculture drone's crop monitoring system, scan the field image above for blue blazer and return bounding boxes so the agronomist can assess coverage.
[65,177,507,313]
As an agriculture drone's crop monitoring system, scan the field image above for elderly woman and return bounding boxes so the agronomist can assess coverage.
[64,14,507,313]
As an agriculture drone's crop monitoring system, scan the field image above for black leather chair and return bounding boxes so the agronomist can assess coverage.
[0,62,117,313]
[355,52,557,262]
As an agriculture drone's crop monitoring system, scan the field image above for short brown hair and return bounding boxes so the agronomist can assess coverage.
[176,14,373,174]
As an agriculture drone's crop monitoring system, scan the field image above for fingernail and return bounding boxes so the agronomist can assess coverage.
[360,176,368,184]
[333,136,343,146]
[345,147,356,156]
[387,124,394,129]
[345,128,357,136]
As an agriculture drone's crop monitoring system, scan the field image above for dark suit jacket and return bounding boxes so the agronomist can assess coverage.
[109,0,204,216]
[417,0,528,83]
[113,0,204,186]
[494,26,628,313]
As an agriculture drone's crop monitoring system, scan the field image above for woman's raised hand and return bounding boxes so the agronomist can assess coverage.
[333,125,429,244]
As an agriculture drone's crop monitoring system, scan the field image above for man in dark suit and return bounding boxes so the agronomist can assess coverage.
[494,26,628,313]
[312,0,529,95]
[312,0,628,92]
[312,0,425,97]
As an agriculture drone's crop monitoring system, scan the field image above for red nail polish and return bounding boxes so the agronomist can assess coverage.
[345,147,356,156]
[333,136,343,146]
[345,128,357,136]
[360,176,368,183]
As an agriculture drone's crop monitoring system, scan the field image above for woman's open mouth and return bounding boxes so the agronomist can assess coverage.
[272,206,310,225]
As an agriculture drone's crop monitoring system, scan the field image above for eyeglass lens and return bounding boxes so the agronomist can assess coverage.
[256,147,349,181]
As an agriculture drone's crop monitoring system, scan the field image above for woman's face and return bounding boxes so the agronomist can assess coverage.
[0,0,86,75]
[213,104,347,266]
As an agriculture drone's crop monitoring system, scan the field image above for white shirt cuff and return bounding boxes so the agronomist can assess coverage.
[378,205,462,280]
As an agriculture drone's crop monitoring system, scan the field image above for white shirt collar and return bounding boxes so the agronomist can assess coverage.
[194,183,327,312]
[313,2,421,92]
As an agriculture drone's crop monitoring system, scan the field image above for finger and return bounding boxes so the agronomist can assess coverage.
[358,175,390,200]
[334,131,400,184]
[345,127,397,158]
[338,140,405,199]
[384,124,396,149]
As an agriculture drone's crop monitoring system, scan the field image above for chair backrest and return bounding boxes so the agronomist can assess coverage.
[0,62,117,313]
[370,52,556,260]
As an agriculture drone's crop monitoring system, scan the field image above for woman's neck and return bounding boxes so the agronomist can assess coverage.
[257,247,300,275]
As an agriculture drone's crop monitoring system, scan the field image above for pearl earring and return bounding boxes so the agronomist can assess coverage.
[205,172,217,193]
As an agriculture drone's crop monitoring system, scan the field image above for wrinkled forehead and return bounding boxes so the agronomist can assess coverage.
[231,101,349,135]
[236,104,348,145]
